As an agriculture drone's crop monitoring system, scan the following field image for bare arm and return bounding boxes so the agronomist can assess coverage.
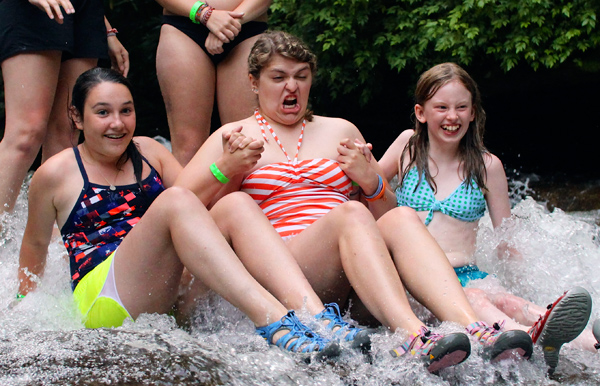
[484,153,522,260]
[231,0,271,22]
[203,0,271,51]
[134,136,183,188]
[156,0,270,21]
[18,167,59,295]
[379,129,413,182]
[484,153,511,229]
[104,17,130,77]
[175,125,263,206]
[155,0,252,42]
[337,128,395,219]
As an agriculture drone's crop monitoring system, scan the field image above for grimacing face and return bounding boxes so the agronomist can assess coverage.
[251,54,312,126]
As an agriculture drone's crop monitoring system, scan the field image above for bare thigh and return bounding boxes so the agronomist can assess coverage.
[0,51,61,209]
[112,194,184,319]
[156,25,216,165]
[216,34,261,124]
[1,52,62,146]
[285,201,384,304]
[42,57,97,161]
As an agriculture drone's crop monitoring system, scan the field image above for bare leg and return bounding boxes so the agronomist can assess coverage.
[378,207,479,326]
[216,35,260,124]
[156,25,215,166]
[42,57,97,162]
[486,289,598,352]
[0,52,61,211]
[464,288,531,331]
[286,201,425,333]
[569,329,598,352]
[209,192,325,315]
[487,289,547,326]
[114,187,287,327]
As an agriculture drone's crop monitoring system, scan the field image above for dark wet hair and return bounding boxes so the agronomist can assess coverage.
[400,62,488,193]
[248,30,317,120]
[70,67,144,191]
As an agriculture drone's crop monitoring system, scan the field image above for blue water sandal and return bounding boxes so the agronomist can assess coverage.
[256,310,340,360]
[315,303,375,352]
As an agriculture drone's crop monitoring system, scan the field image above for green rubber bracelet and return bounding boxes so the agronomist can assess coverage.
[210,162,230,184]
[16,293,25,300]
[189,1,205,24]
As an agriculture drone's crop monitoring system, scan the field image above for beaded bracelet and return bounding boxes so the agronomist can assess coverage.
[200,6,214,26]
[210,162,230,184]
[189,1,206,24]
[363,174,387,202]
[106,28,118,37]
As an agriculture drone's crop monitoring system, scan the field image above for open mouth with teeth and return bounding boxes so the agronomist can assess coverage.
[105,134,126,139]
[441,125,460,132]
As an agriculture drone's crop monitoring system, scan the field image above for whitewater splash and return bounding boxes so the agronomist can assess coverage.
[1,175,599,385]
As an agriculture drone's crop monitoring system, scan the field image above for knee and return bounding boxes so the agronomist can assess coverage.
[156,186,206,214]
[335,200,377,226]
[215,191,254,207]
[210,191,257,221]
[377,206,421,229]
[2,119,47,158]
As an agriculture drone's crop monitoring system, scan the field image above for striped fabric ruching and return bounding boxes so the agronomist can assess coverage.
[242,158,352,238]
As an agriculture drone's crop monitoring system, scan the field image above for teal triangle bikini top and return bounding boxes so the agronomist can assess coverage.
[395,167,487,225]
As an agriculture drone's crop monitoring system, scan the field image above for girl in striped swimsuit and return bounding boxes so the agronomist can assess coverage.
[177,31,537,372]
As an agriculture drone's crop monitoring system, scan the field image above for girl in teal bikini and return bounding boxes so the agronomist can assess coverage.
[378,62,595,374]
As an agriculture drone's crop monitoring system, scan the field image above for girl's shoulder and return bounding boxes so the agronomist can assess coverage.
[311,115,361,137]
[483,151,504,170]
[218,116,258,133]
[396,129,414,149]
[34,147,78,185]
[30,147,82,212]
[482,151,507,180]
[134,135,170,156]
[133,136,182,187]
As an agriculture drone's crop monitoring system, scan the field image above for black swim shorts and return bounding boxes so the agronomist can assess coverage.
[161,15,267,66]
[0,0,108,63]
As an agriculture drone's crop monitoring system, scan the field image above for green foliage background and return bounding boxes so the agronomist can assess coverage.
[269,0,600,104]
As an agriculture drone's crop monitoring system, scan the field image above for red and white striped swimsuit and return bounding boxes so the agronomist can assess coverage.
[241,111,352,238]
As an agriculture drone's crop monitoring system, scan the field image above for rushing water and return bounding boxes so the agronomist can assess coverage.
[1,173,599,385]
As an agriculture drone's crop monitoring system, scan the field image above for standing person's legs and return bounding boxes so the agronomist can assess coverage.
[156,25,216,166]
[0,52,61,211]
[42,57,97,162]
[216,35,261,124]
